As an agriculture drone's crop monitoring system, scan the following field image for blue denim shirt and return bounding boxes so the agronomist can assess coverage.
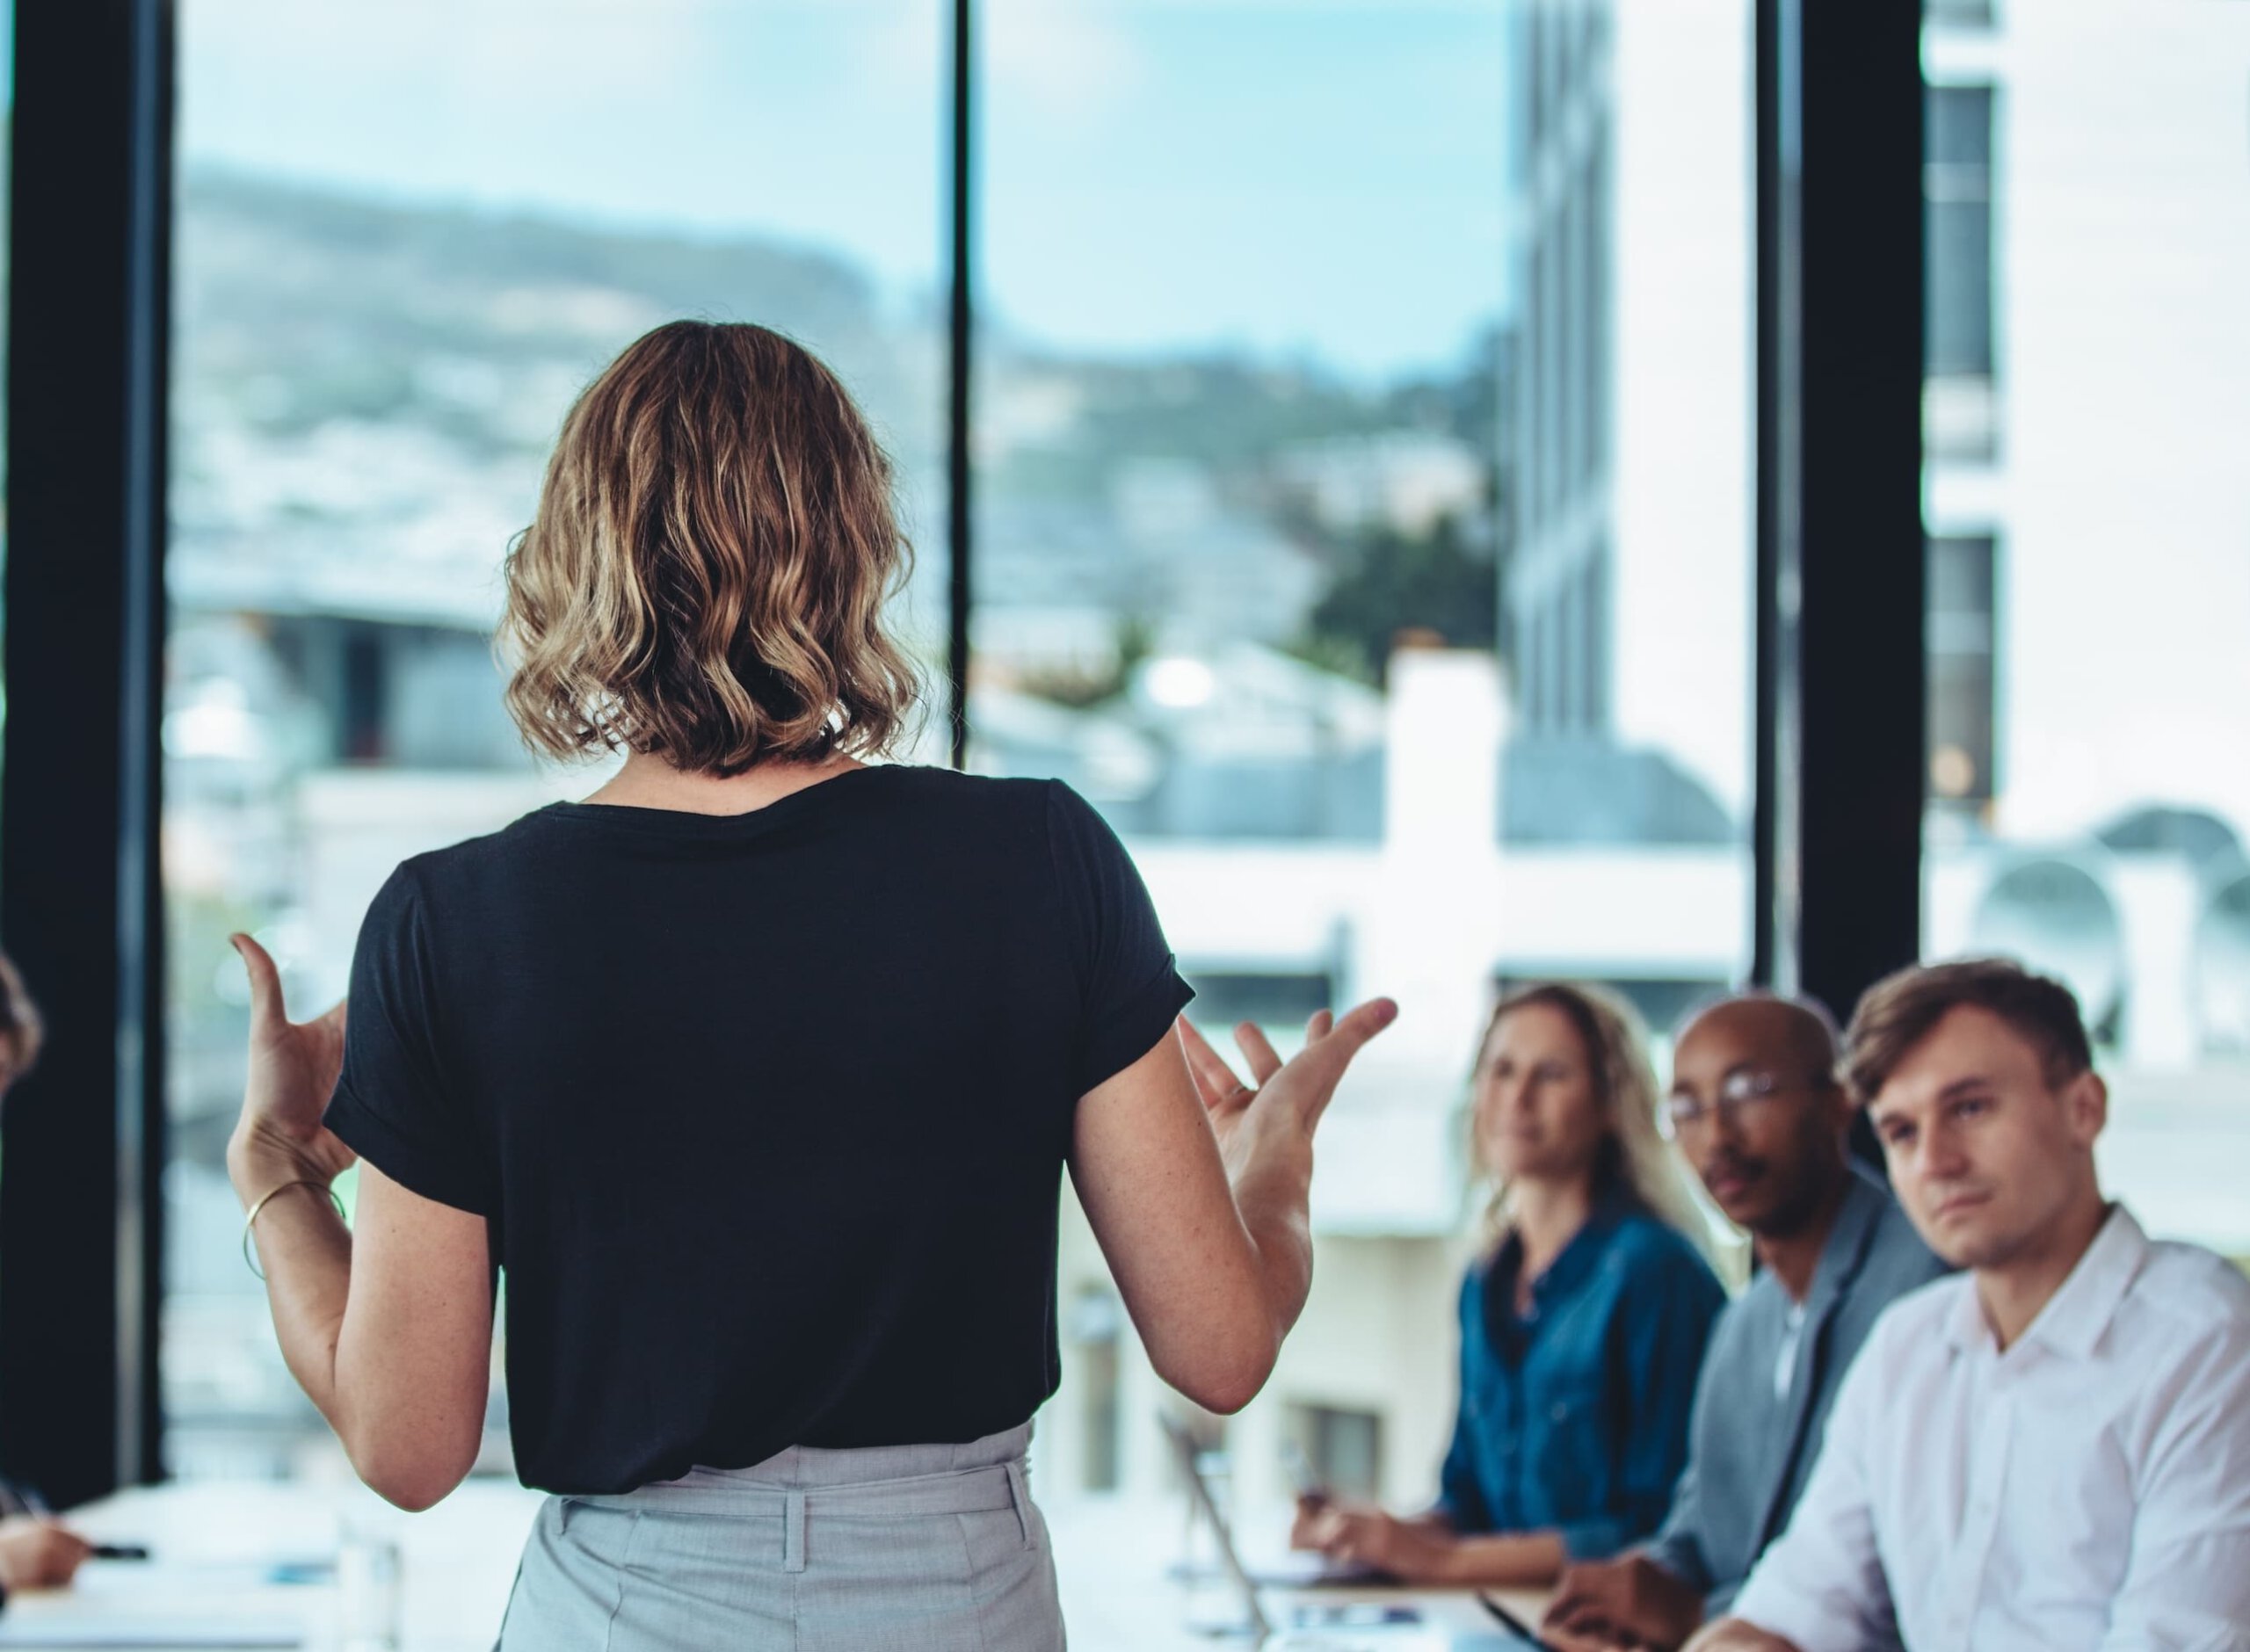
[1439,1194,1726,1560]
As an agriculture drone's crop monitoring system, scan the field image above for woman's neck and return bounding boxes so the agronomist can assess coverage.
[583,750,863,815]
[1509,1175,1596,1279]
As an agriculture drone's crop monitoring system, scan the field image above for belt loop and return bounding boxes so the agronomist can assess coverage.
[784,1489,807,1573]
[1003,1459,1033,1550]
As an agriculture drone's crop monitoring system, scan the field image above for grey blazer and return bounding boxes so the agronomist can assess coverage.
[1643,1165,1948,1614]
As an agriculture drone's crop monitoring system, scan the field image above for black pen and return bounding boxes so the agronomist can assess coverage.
[1477,1590,1564,1652]
[91,1543,151,1561]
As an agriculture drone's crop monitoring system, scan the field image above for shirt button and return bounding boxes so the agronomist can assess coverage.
[1550,1402,1569,1423]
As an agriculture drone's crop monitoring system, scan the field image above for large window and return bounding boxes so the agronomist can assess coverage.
[155,0,1759,1610]
[979,0,1752,1521]
[162,0,945,1480]
[1921,0,2250,1261]
[8,0,2231,1637]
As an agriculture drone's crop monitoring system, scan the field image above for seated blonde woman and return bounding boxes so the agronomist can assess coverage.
[1296,982,1724,1589]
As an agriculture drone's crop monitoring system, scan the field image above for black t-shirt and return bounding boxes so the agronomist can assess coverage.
[323,764,1192,1496]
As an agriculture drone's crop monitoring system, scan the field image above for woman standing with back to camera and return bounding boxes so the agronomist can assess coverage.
[222,321,1394,1648]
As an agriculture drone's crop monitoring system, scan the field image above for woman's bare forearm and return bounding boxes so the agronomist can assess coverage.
[234,1166,353,1431]
[1228,1134,1317,1351]
[1077,1004,1393,1413]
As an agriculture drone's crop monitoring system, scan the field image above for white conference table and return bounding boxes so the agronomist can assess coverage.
[0,1481,1551,1650]
[0,1480,537,1650]
[1046,1494,1554,1649]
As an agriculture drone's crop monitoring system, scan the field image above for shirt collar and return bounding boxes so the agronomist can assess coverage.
[1495,1183,1639,1307]
[2022,1204,2147,1360]
[1942,1270,1988,1354]
[1942,1202,2148,1360]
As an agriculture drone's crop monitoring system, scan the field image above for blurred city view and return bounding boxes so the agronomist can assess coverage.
[157,3,2250,1604]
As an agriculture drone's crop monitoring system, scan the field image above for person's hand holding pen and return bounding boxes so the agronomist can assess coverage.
[1290,1498,1462,1583]
[1281,1438,1330,1541]
[1280,1443,1469,1587]
[0,1514,91,1596]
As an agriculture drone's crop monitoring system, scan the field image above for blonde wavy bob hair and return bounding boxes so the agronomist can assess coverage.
[501,321,922,775]
[1468,982,1709,1257]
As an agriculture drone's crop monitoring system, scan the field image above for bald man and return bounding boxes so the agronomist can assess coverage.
[1543,995,1945,1652]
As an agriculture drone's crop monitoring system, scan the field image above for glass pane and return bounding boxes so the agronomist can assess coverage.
[978,0,1752,1571]
[163,0,943,1481]
[1926,83,1993,168]
[1925,85,1995,381]
[1921,1,2250,1259]
[1927,534,1997,808]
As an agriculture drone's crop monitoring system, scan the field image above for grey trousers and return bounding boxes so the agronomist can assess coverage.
[494,1424,1064,1651]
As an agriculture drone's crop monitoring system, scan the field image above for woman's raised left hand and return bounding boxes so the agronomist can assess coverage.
[224,932,355,1206]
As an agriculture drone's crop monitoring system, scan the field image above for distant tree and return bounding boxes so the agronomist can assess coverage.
[1296,511,1500,686]
[1014,613,1155,709]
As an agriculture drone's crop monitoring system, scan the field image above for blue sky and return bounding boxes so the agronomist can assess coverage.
[176,0,1514,380]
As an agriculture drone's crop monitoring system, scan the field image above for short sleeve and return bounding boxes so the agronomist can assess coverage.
[1043,781,1194,1096]
[323,862,497,1216]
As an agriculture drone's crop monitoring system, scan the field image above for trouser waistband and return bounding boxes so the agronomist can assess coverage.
[563,1424,1038,1572]
[582,1460,1025,1519]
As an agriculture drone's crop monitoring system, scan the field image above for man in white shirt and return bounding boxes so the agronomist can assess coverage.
[1688,958,2250,1652]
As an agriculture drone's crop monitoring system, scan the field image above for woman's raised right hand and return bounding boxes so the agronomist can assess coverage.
[1069,996,1398,1412]
[1175,998,1398,1178]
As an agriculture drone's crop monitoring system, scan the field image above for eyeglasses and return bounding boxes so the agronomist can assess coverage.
[1662,1069,1822,1135]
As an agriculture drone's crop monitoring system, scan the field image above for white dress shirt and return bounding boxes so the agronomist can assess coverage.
[1731,1204,2250,1651]
[1773,1300,1807,1402]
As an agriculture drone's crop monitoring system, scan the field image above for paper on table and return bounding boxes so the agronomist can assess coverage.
[0,1563,305,1648]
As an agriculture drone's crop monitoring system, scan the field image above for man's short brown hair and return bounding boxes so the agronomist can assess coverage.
[1843,957,2094,1105]
[501,321,922,777]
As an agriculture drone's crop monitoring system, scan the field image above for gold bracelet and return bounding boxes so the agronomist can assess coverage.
[241,1178,347,1281]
